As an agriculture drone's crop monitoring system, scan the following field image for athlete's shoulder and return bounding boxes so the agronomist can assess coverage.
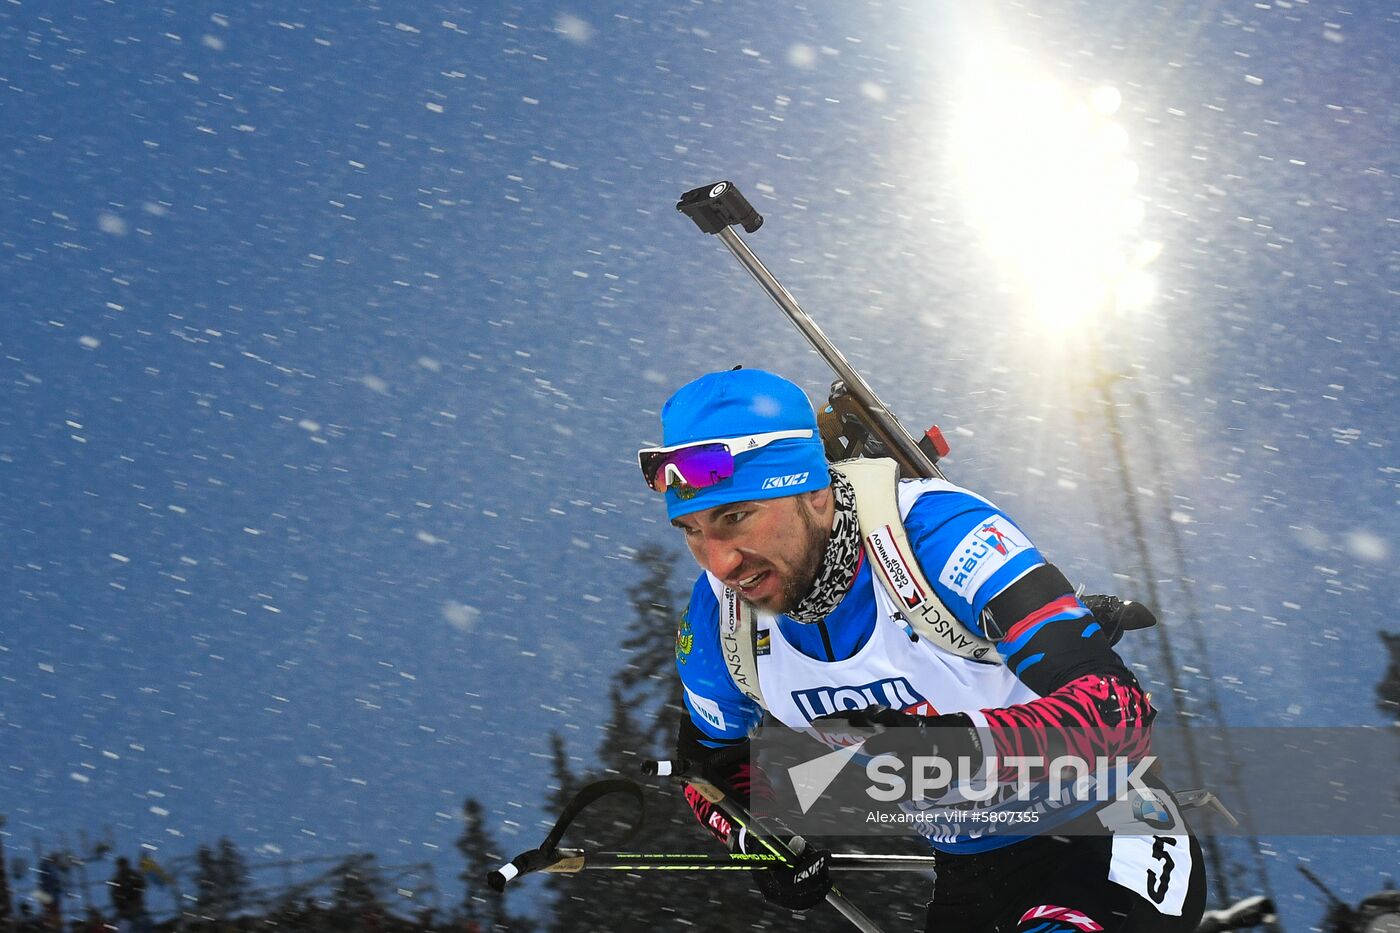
[896,478,1047,618]
[896,476,998,526]
[898,478,1032,550]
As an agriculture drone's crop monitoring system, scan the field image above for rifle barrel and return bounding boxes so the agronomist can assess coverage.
[714,226,944,480]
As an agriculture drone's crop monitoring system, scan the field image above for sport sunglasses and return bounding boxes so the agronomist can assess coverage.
[637,429,814,493]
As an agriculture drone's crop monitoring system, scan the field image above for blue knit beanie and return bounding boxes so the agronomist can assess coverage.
[659,369,830,520]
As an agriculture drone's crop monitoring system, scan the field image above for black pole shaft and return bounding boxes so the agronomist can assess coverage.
[542,851,938,873]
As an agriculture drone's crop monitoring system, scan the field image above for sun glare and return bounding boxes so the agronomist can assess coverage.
[950,44,1159,334]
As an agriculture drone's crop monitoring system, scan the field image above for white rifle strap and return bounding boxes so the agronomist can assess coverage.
[719,586,766,708]
[832,458,999,663]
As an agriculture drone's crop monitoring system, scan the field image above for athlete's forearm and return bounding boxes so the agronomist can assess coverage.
[980,672,1155,782]
[676,718,773,850]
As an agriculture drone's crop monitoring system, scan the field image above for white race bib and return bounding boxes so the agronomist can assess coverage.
[1107,832,1192,916]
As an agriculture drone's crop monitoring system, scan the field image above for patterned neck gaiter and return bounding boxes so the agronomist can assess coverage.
[787,470,863,624]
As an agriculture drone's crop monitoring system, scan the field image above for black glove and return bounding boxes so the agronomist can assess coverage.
[1082,594,1157,646]
[809,706,983,774]
[752,835,832,911]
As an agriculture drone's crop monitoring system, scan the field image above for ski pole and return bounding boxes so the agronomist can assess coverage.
[501,848,936,878]
[676,180,946,481]
[487,778,644,892]
[645,757,894,933]
[487,776,936,892]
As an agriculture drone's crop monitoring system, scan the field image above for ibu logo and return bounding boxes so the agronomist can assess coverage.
[761,472,809,490]
[791,677,928,721]
[941,516,1032,600]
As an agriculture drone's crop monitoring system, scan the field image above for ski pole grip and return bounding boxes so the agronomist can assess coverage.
[487,856,524,892]
[488,847,557,892]
[677,181,763,234]
[642,757,693,777]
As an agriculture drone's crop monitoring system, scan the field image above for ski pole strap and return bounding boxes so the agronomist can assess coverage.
[541,778,645,853]
[488,778,645,892]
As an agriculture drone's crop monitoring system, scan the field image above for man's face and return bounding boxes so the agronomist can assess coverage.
[671,490,832,614]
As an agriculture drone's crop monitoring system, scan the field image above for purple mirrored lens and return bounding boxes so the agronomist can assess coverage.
[646,443,734,492]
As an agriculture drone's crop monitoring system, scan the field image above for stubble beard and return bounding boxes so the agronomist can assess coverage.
[762,499,829,616]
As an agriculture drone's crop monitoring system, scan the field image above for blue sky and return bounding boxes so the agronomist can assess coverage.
[1,1,1395,928]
